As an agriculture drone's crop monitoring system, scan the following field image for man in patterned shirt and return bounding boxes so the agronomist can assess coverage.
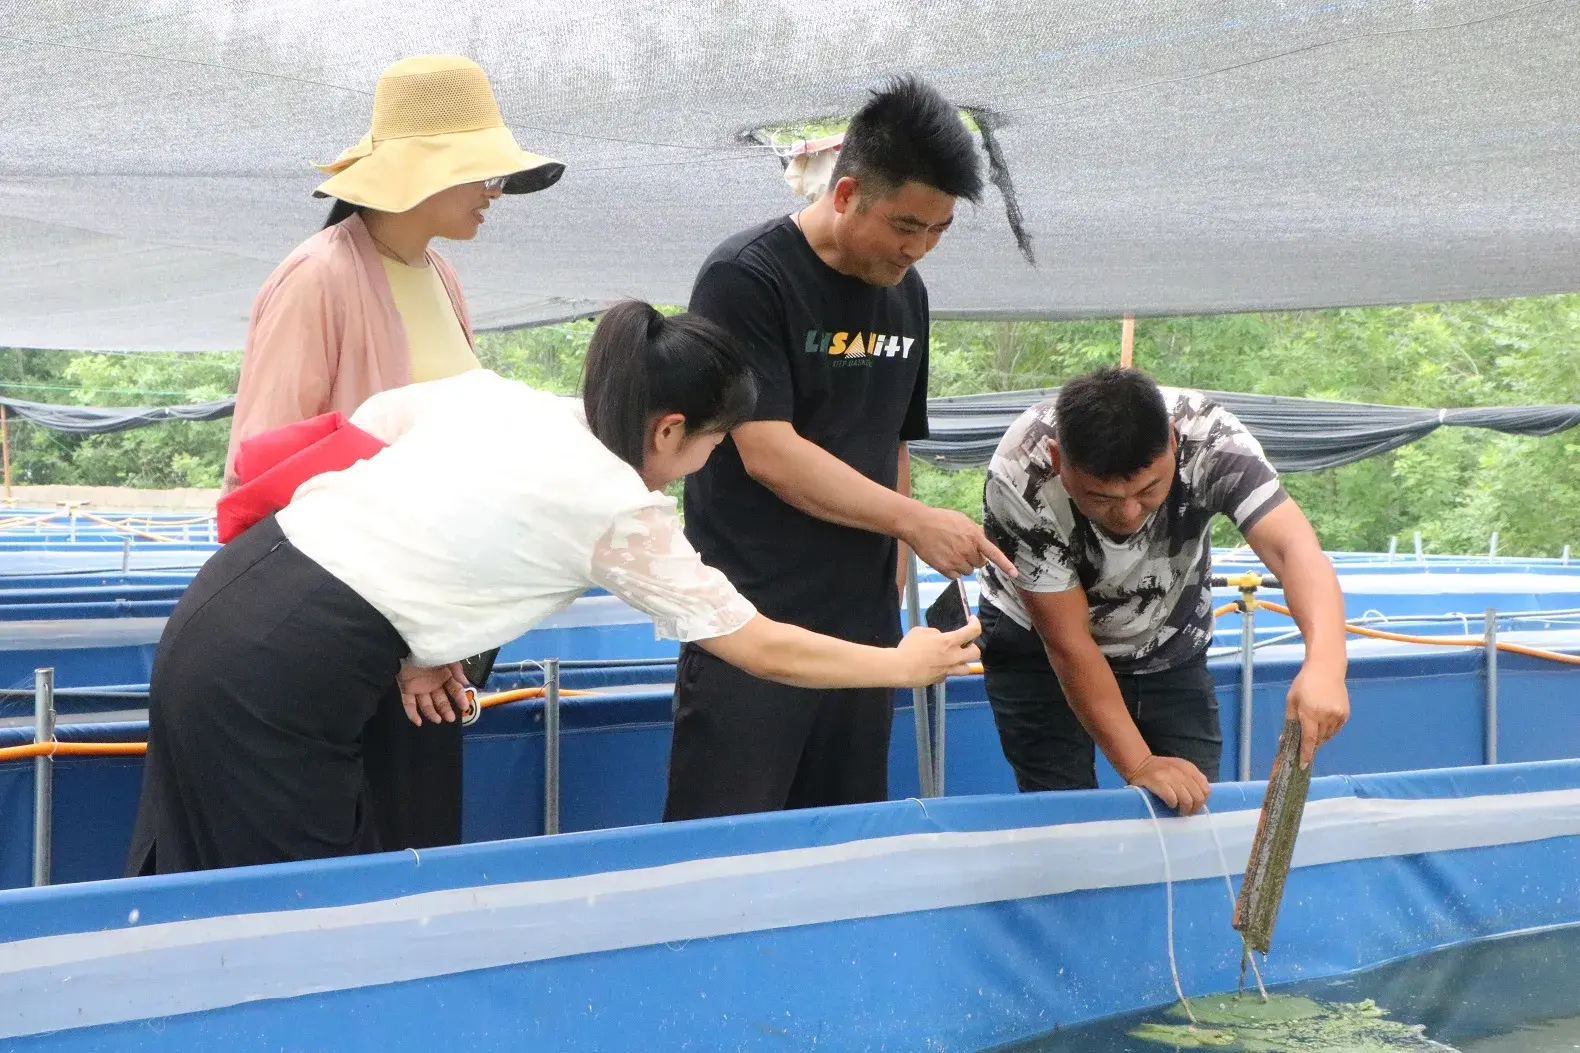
[977,367,1350,814]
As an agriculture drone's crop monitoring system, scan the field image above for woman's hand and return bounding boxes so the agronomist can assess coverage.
[397,661,473,726]
[891,619,982,687]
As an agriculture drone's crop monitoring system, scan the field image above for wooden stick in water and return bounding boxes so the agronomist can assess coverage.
[1233,718,1312,985]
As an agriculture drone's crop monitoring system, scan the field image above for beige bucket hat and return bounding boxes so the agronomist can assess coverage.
[313,55,564,213]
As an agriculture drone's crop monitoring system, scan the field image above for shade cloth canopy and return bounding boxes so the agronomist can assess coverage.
[3,0,1578,351]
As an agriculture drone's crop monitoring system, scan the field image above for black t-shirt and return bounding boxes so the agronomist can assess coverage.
[682,216,931,645]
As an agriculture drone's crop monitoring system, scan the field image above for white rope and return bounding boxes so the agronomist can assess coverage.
[1202,804,1269,1001]
[1134,788,1197,1024]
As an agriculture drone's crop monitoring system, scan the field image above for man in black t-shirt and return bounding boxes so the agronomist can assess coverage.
[663,77,1016,821]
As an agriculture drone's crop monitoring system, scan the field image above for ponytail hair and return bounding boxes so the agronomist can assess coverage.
[582,301,758,471]
[322,199,366,229]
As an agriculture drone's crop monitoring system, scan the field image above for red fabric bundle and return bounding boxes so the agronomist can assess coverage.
[216,412,387,543]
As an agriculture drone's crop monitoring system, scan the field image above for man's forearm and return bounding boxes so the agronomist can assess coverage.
[737,422,1012,581]
[1045,642,1152,778]
[741,425,917,537]
[1275,553,1348,671]
[1251,511,1348,673]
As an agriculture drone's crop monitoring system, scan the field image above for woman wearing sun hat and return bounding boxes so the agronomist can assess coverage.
[215,54,563,860]
[225,53,563,487]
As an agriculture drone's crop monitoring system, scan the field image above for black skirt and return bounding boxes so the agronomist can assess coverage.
[125,515,461,875]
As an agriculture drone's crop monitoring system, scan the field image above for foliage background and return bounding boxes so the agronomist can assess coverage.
[3,294,1576,556]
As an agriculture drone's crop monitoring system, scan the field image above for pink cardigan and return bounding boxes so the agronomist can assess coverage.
[224,213,474,491]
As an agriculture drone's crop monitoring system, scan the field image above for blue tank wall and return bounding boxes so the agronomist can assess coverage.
[3,642,1577,892]
[3,561,1579,689]
[1,760,1577,1050]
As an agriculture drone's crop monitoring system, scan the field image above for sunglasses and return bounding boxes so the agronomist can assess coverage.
[483,176,509,191]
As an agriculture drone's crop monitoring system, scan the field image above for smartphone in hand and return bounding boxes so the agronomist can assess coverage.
[924,576,972,633]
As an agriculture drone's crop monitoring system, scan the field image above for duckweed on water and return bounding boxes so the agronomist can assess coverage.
[1129,994,1460,1051]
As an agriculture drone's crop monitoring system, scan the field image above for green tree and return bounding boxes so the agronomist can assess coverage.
[475,319,599,395]
[0,350,240,489]
[921,296,1580,556]
[0,349,77,484]
[60,352,240,489]
[1,293,1576,556]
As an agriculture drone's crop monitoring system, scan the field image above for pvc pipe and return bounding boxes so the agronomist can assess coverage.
[1483,609,1498,766]
[1238,604,1255,782]
[544,658,560,836]
[933,678,947,797]
[905,553,935,797]
[32,668,54,887]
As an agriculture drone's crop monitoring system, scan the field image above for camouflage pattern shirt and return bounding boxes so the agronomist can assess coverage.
[978,389,1287,674]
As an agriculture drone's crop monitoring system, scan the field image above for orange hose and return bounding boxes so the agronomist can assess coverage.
[76,511,182,544]
[0,741,147,762]
[1256,599,1580,666]
[0,690,597,763]
[478,686,594,709]
[0,512,63,533]
[8,598,1578,766]
[114,514,215,529]
[1495,641,1580,664]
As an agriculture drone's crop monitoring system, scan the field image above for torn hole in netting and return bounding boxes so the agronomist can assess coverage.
[745,107,1035,268]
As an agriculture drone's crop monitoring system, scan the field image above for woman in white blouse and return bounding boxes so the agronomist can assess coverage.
[126,301,980,875]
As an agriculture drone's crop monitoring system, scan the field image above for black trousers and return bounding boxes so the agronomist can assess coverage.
[361,679,464,855]
[978,599,1222,792]
[125,516,462,875]
[662,642,893,821]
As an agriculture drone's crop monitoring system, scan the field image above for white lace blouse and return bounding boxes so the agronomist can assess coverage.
[275,370,757,666]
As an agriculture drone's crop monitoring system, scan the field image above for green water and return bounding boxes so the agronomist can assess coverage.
[994,924,1580,1052]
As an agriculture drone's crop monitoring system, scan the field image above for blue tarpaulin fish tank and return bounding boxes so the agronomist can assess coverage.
[2,523,1580,1049]
[3,761,1580,1050]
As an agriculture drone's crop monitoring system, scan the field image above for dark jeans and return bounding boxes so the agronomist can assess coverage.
[662,643,893,821]
[978,600,1222,792]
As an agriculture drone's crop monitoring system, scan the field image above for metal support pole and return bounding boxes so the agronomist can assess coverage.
[1413,531,1424,563]
[1,403,11,501]
[32,668,55,887]
[1387,535,1398,561]
[904,553,935,797]
[932,678,947,797]
[1488,532,1499,560]
[543,658,560,835]
[1238,599,1256,782]
[1563,545,1571,566]
[1483,608,1498,766]
[120,537,132,574]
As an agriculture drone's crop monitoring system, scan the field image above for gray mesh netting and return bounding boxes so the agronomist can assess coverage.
[3,0,1578,352]
[6,389,1575,473]
[913,388,1580,472]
